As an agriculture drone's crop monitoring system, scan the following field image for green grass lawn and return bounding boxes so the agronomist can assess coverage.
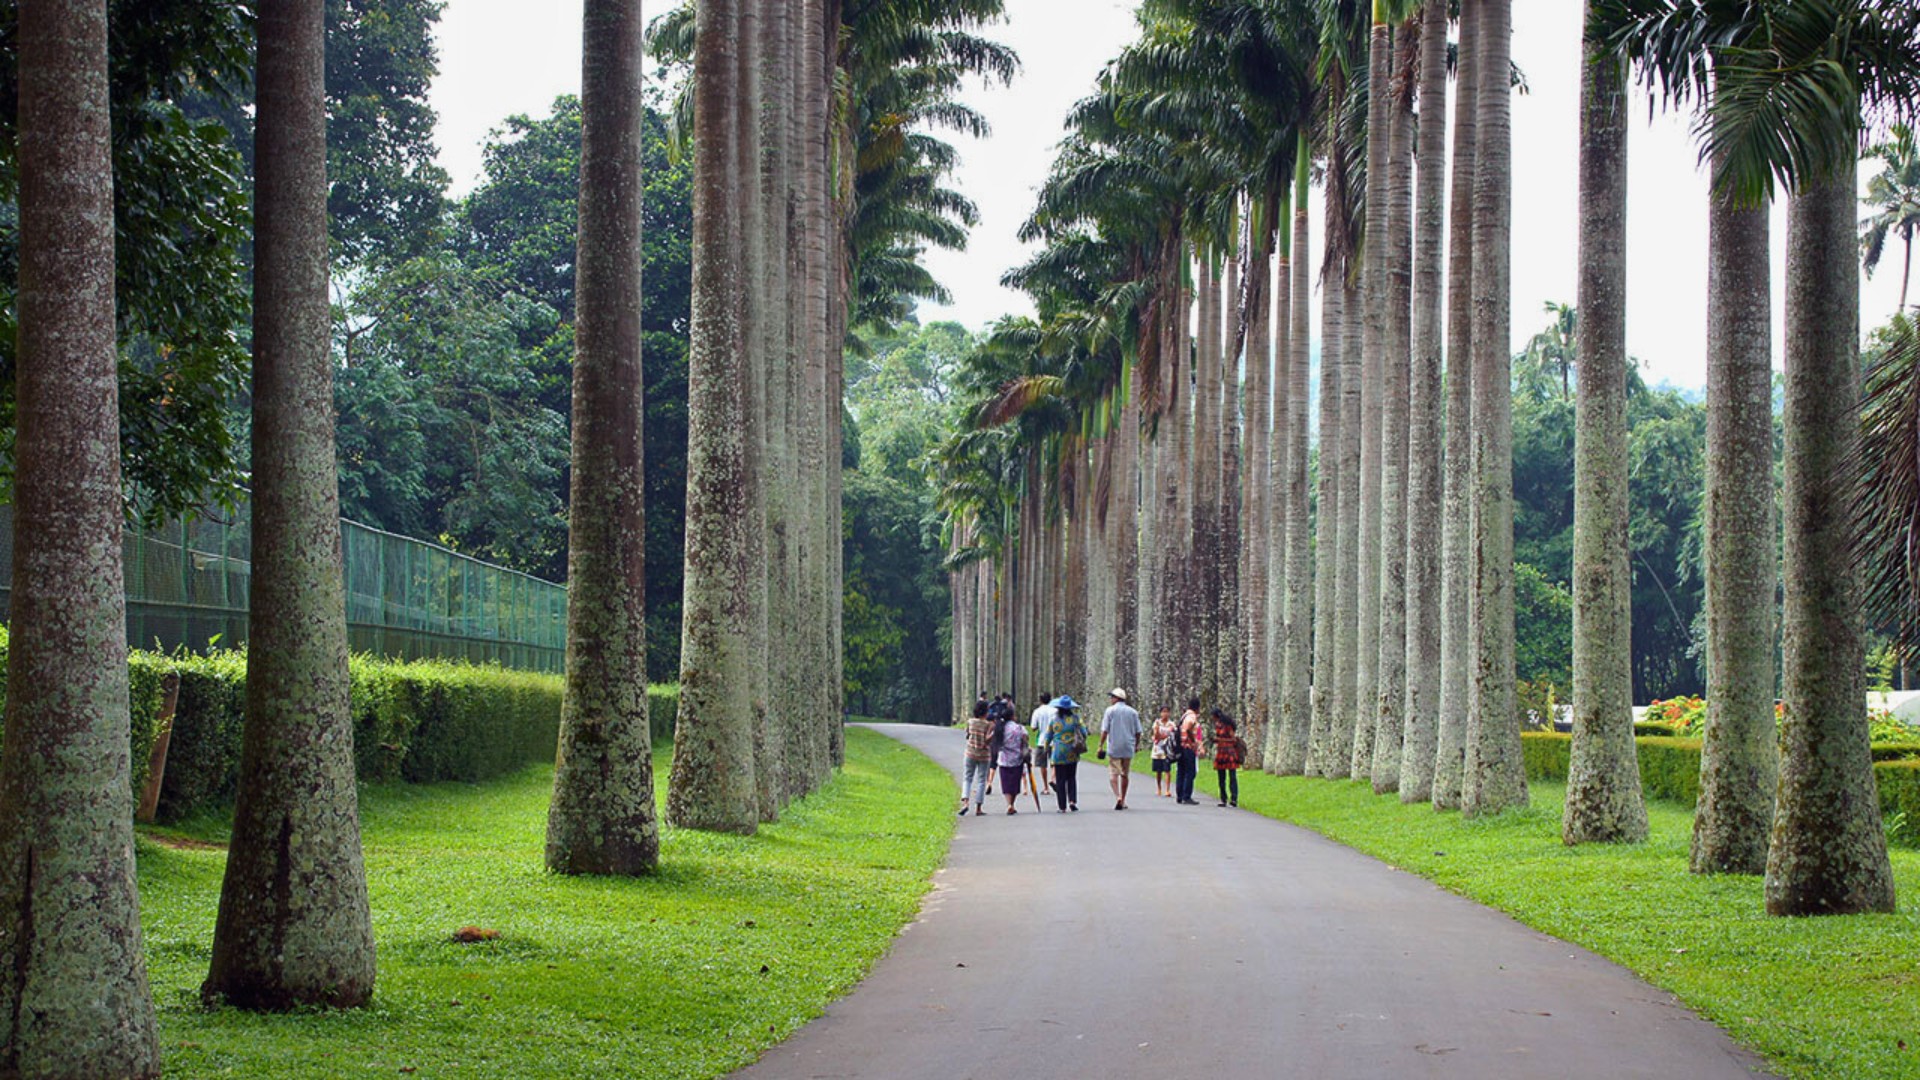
[1212,767,1920,1079]
[137,726,955,1079]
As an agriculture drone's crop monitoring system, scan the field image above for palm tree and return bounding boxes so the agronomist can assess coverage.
[205,0,377,1009]
[1279,135,1316,776]
[1864,125,1920,313]
[1563,1,1648,845]
[1433,0,1481,811]
[545,0,658,875]
[0,0,161,1070]
[1371,14,1416,795]
[669,0,766,834]
[1464,0,1528,817]
[1399,0,1447,803]
[1352,0,1392,781]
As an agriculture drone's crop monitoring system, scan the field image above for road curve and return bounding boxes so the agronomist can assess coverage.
[734,722,1771,1080]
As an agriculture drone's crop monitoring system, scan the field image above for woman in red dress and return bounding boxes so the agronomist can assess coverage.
[1210,709,1244,808]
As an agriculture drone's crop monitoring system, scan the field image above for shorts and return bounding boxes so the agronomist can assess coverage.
[1032,746,1049,767]
[1152,757,1172,773]
[1108,756,1132,778]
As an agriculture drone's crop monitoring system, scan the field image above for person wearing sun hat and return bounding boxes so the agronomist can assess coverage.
[1098,688,1141,810]
[1044,696,1088,812]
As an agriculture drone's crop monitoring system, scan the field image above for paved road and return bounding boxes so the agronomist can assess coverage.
[735,723,1770,1080]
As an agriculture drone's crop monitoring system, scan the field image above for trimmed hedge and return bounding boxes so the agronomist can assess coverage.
[1633,721,1681,738]
[2,636,683,823]
[1880,761,1920,846]
[1523,731,1920,847]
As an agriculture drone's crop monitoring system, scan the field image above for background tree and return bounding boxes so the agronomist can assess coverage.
[0,0,253,522]
[203,0,376,1007]
[0,0,162,1072]
[1861,122,1918,312]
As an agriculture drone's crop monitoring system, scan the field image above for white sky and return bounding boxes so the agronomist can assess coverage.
[429,0,1911,394]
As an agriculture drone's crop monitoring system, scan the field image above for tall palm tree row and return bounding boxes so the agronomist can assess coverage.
[1598,0,1920,910]
[655,0,1013,826]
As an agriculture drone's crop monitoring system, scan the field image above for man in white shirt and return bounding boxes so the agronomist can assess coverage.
[1099,688,1143,810]
[1028,694,1057,794]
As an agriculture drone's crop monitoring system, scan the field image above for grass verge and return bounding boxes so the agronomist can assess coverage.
[137,726,955,1079]
[1213,768,1920,1079]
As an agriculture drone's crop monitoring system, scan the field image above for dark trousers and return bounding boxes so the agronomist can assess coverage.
[1216,768,1239,805]
[1053,761,1079,810]
[1175,751,1197,802]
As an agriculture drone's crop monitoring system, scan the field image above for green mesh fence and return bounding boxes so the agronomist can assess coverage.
[0,500,566,673]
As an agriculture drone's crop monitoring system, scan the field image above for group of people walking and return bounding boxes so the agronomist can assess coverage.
[960,690,1247,815]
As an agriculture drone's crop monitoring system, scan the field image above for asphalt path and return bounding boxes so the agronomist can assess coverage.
[734,722,1771,1080]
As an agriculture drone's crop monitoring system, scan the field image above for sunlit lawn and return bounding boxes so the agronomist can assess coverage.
[1216,767,1920,1079]
[137,727,955,1079]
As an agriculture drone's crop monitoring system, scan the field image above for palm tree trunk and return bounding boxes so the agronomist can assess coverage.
[1401,0,1447,804]
[1220,255,1244,723]
[803,0,837,786]
[1691,176,1777,873]
[1331,268,1365,776]
[206,0,377,1010]
[1766,162,1896,916]
[1194,255,1222,710]
[546,0,659,874]
[1262,214,1289,769]
[1245,213,1275,759]
[1116,394,1142,693]
[1433,0,1480,812]
[1564,16,1647,844]
[1353,13,1393,780]
[1280,149,1315,776]
[1309,175,1347,778]
[0,0,162,1068]
[670,0,765,834]
[1372,22,1415,794]
[1464,0,1528,817]
[757,0,795,815]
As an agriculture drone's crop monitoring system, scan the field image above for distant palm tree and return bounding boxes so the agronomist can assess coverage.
[1862,123,1920,313]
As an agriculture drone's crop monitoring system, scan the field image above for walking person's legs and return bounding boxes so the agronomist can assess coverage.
[1055,762,1069,812]
[1228,768,1239,806]
[1110,757,1131,808]
[1217,769,1228,806]
[1060,761,1078,810]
